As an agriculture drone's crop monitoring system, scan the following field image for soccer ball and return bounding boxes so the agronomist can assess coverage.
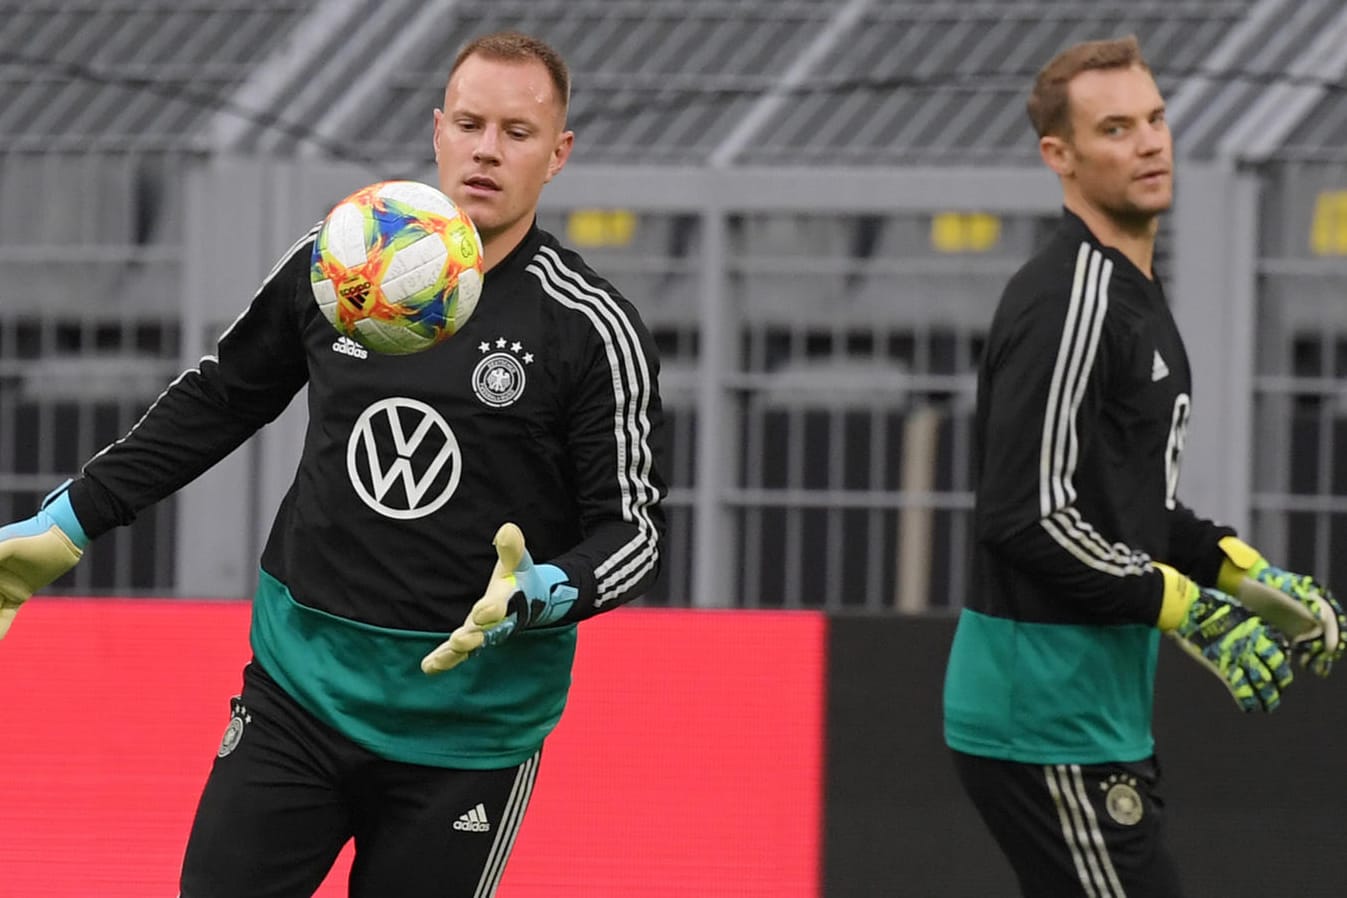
[310,180,484,355]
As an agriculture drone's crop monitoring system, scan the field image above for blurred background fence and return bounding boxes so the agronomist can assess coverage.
[3,0,1346,608]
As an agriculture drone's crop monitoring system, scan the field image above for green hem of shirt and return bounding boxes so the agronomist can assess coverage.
[251,568,575,768]
[943,608,1158,765]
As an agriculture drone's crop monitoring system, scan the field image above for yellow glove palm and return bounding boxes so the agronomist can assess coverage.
[1155,562,1293,712]
[421,523,578,674]
[0,489,87,639]
[1217,536,1344,677]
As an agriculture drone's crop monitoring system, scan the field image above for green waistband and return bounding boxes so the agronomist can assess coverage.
[251,568,576,768]
[944,609,1158,764]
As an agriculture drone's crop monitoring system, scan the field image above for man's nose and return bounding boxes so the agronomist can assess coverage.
[474,126,501,162]
[1138,121,1166,154]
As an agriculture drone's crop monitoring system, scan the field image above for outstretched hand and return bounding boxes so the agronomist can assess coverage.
[421,523,577,674]
[0,491,87,640]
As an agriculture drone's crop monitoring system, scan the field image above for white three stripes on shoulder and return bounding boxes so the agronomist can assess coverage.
[526,245,661,605]
[1040,243,1105,516]
[1037,243,1149,577]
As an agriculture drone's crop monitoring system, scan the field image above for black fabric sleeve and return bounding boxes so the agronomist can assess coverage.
[1164,500,1236,587]
[976,282,1164,626]
[546,301,667,622]
[68,239,314,538]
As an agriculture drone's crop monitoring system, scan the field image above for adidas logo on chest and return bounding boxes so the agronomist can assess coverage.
[332,335,368,359]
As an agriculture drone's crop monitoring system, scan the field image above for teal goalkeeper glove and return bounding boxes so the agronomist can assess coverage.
[421,523,578,674]
[0,482,89,640]
[1156,563,1293,713]
[1217,536,1344,677]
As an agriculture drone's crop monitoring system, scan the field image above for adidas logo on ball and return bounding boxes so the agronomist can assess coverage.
[338,278,373,309]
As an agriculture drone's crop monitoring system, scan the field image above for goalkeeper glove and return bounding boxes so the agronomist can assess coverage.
[1156,562,1293,713]
[1217,536,1344,677]
[0,481,89,640]
[421,522,578,674]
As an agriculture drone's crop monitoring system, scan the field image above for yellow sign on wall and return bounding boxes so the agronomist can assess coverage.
[930,212,1001,253]
[567,209,638,248]
[1310,190,1347,256]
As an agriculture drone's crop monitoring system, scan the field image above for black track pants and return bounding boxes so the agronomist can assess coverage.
[180,662,539,898]
[952,749,1184,898]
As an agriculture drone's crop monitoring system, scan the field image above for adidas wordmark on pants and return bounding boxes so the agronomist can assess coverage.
[453,802,491,833]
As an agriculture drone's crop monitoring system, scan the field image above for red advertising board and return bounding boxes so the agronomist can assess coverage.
[0,600,823,897]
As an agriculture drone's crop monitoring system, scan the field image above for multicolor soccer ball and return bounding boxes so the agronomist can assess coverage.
[310,180,484,355]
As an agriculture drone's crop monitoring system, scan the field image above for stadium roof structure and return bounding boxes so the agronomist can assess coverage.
[1,0,1345,164]
[0,0,314,153]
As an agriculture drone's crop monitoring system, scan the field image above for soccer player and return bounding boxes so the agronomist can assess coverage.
[0,31,666,898]
[942,35,1343,898]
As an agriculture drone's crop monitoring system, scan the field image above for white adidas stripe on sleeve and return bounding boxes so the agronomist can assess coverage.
[527,246,661,605]
[1036,242,1149,577]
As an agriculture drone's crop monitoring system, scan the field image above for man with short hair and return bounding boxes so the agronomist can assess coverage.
[0,30,667,897]
[943,35,1343,897]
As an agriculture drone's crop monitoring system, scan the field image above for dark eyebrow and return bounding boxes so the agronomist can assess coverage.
[450,109,540,131]
[1095,103,1165,128]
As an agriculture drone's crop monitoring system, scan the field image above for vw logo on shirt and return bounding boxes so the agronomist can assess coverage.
[346,397,461,519]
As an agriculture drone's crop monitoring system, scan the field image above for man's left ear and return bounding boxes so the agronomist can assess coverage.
[545,131,575,183]
[1039,134,1074,178]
